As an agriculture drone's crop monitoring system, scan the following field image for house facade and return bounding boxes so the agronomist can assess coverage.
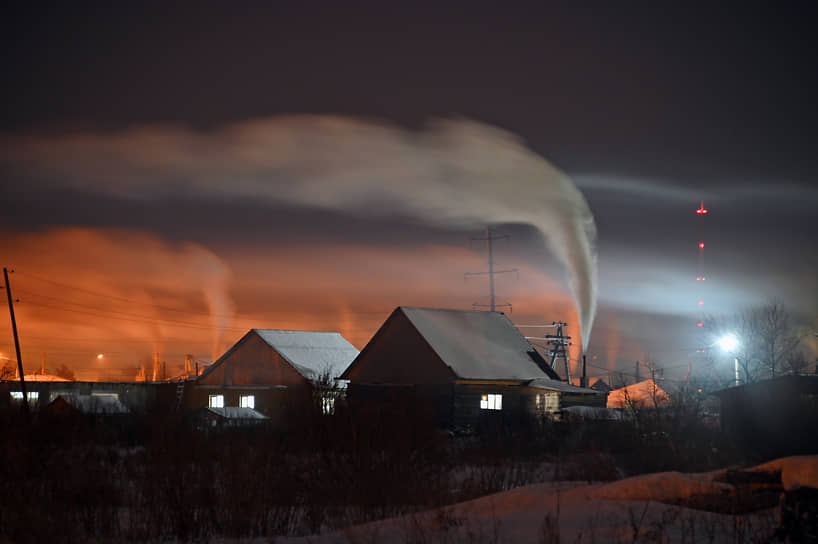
[185,329,359,428]
[341,307,605,429]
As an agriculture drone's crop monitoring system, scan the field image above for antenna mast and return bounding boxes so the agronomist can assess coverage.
[465,227,518,312]
[695,201,708,353]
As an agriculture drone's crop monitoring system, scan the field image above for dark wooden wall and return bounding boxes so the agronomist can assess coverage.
[343,310,456,385]
[198,332,310,387]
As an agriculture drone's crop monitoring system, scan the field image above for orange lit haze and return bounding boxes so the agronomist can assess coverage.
[1,227,584,381]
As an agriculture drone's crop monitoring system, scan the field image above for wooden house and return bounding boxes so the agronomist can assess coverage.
[607,379,671,409]
[186,329,359,428]
[340,307,605,429]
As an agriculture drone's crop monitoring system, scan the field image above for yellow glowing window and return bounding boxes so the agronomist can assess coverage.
[479,393,502,410]
[10,391,38,401]
[208,394,224,408]
[239,395,255,409]
[321,396,335,415]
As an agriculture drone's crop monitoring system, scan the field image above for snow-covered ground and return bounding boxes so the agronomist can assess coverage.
[272,456,818,543]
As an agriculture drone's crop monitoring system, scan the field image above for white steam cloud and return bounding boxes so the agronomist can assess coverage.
[2,116,597,347]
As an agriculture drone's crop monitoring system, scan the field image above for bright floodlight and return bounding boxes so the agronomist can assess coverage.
[718,334,739,353]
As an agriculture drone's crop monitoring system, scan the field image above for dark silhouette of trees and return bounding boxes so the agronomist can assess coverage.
[54,363,76,381]
[1,361,15,380]
[703,302,805,384]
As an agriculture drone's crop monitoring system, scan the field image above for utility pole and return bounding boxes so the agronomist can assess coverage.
[3,267,29,417]
[465,227,518,312]
[546,322,572,383]
[519,322,573,383]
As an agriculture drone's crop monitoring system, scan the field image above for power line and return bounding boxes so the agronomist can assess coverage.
[15,270,237,319]
[17,299,246,331]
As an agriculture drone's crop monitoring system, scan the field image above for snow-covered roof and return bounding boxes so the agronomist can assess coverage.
[253,329,359,381]
[205,407,269,420]
[51,394,130,414]
[399,307,553,380]
[23,373,70,382]
[527,377,602,395]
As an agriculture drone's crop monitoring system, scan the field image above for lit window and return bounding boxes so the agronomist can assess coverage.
[239,395,254,409]
[535,393,545,412]
[10,391,38,401]
[321,396,335,415]
[208,394,224,408]
[479,393,503,410]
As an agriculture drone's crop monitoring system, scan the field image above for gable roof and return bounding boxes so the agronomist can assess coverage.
[205,407,269,420]
[252,329,359,381]
[200,328,359,383]
[381,307,559,381]
[50,394,130,414]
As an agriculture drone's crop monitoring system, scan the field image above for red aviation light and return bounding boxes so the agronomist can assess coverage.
[698,300,704,306]
[697,321,704,327]
[698,242,705,249]
[696,201,708,214]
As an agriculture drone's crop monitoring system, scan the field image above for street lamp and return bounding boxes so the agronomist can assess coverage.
[718,334,740,386]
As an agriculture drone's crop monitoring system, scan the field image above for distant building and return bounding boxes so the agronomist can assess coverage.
[341,307,605,429]
[590,378,612,393]
[184,329,359,428]
[1,379,173,414]
[607,379,670,409]
[713,375,818,459]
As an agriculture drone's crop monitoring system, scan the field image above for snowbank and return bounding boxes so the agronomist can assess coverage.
[750,455,818,491]
[271,456,818,543]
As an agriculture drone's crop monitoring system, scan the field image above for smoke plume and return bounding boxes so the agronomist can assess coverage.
[2,116,597,347]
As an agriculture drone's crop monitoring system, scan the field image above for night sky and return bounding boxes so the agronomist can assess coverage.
[2,3,817,381]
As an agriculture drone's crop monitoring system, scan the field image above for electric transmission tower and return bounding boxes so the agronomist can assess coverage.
[520,322,573,382]
[465,227,518,312]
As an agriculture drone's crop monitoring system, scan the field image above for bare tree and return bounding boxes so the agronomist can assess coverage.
[1,361,15,380]
[312,366,343,415]
[782,351,810,376]
[753,302,801,378]
[703,302,803,384]
[643,360,665,409]
[54,363,75,381]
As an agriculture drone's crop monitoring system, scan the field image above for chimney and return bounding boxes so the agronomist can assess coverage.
[185,354,193,375]
[581,355,587,388]
[152,352,160,381]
